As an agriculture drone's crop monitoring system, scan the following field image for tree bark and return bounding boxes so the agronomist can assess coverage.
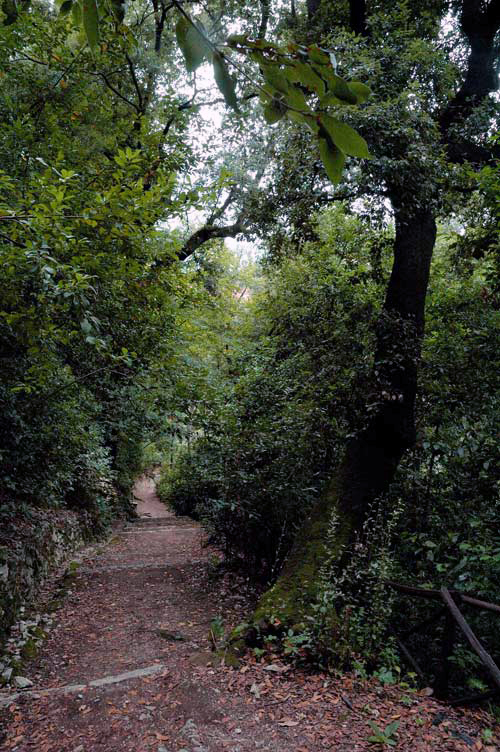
[349,0,368,37]
[439,0,500,165]
[306,0,321,21]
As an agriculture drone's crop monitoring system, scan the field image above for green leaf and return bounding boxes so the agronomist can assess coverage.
[322,70,357,104]
[263,99,285,124]
[226,33,247,47]
[212,51,239,112]
[249,49,266,66]
[319,114,370,158]
[80,318,92,334]
[306,45,330,65]
[261,64,289,95]
[288,61,325,96]
[385,721,399,734]
[82,0,99,50]
[319,91,344,107]
[284,86,309,112]
[347,80,371,104]
[175,15,210,73]
[286,109,318,134]
[259,83,276,104]
[318,137,345,183]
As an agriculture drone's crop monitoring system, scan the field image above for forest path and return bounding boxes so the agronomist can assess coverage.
[0,478,496,752]
[133,472,171,518]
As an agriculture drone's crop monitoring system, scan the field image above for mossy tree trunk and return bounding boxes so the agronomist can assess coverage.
[254,205,437,627]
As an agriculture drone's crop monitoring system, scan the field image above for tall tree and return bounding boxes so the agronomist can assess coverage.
[250,0,500,627]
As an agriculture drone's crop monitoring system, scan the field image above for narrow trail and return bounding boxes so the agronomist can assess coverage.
[133,472,171,519]
[0,478,496,752]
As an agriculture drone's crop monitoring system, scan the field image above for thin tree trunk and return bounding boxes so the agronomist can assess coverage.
[306,0,321,20]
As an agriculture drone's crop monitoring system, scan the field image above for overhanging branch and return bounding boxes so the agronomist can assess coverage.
[149,218,248,272]
[177,220,247,261]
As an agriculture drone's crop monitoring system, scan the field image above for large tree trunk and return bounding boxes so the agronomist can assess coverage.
[245,0,499,639]
[253,205,437,627]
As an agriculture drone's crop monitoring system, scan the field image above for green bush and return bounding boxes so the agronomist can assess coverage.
[159,207,384,574]
[159,210,500,680]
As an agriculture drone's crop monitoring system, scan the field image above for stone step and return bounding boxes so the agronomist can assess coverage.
[0,663,166,706]
[130,516,196,529]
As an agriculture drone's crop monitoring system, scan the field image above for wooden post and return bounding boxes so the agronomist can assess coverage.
[392,632,426,681]
[383,580,500,702]
[441,588,500,692]
[435,608,455,699]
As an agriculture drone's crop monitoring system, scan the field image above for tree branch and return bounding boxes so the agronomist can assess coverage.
[149,218,247,271]
[0,230,26,248]
[142,99,193,190]
[207,186,237,224]
[152,0,170,53]
[258,0,270,38]
[177,219,247,261]
[126,53,144,113]
[439,0,500,164]
[99,71,140,112]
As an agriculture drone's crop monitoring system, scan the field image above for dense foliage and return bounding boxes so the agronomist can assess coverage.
[0,4,189,526]
[160,207,384,570]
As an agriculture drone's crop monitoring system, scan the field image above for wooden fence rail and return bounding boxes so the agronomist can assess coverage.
[384,580,500,706]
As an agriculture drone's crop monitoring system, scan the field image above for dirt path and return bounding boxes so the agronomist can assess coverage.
[0,479,497,752]
[133,473,170,518]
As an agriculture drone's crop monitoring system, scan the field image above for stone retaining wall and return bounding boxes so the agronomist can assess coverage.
[0,508,96,642]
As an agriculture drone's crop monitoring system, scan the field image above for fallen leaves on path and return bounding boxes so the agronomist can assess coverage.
[1,477,498,751]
